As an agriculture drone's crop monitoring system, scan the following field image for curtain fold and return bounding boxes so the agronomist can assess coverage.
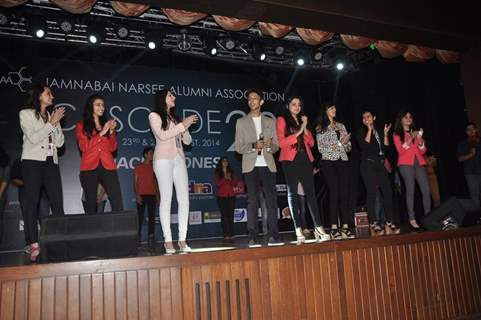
[111,1,149,17]
[296,28,334,45]
[403,45,435,62]
[50,0,96,14]
[341,34,374,49]
[212,16,254,31]
[258,22,293,38]
[162,8,207,26]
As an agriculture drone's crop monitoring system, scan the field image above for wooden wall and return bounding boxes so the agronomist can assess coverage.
[0,226,480,319]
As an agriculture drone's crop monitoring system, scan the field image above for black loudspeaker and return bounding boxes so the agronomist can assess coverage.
[40,211,138,262]
[421,197,481,231]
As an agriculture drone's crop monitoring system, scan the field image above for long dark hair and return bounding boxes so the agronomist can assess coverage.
[214,156,234,179]
[152,89,180,130]
[281,96,304,135]
[394,110,416,143]
[82,94,108,138]
[25,83,51,120]
[315,101,335,133]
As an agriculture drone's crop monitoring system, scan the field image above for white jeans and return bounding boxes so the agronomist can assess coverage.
[153,154,190,242]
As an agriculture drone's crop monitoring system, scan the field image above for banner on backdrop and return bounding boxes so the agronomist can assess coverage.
[0,60,291,248]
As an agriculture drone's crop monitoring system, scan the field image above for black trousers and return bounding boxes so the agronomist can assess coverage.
[22,157,64,244]
[244,167,279,239]
[360,159,398,225]
[136,195,156,236]
[80,165,123,214]
[282,151,322,228]
[217,196,235,237]
[320,160,351,226]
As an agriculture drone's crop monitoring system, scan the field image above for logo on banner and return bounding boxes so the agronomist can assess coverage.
[189,211,202,225]
[189,180,213,195]
[276,184,287,193]
[0,66,32,92]
[204,211,221,223]
[234,208,247,223]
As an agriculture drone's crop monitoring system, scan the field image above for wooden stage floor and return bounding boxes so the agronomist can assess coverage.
[0,226,480,319]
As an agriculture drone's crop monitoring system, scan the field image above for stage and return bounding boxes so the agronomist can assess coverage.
[0,226,480,319]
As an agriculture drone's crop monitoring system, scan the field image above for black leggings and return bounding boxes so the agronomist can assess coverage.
[360,159,398,225]
[282,151,322,228]
[80,165,123,214]
[320,160,351,226]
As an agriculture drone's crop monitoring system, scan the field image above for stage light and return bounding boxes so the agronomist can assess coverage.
[0,12,8,26]
[274,45,285,56]
[27,16,47,39]
[178,29,192,51]
[147,41,156,50]
[59,19,73,34]
[87,23,105,45]
[336,62,345,70]
[115,24,129,39]
[293,50,308,66]
[145,30,163,50]
[204,37,218,56]
[253,44,267,62]
[225,38,236,50]
[312,49,323,62]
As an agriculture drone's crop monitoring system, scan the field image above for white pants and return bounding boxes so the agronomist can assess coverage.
[153,154,190,242]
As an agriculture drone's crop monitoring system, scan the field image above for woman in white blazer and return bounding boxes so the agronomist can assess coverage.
[19,84,65,262]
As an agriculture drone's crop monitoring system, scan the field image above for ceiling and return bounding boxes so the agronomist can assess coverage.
[118,0,480,51]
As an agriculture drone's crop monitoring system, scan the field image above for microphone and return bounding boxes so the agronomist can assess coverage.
[258,133,264,155]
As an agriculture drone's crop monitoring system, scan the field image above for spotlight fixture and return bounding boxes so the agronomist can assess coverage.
[253,44,267,62]
[178,29,192,51]
[147,41,156,50]
[204,37,218,56]
[87,23,105,44]
[0,11,8,26]
[311,48,323,62]
[293,50,308,67]
[224,38,236,50]
[274,45,285,56]
[59,19,73,34]
[144,30,163,50]
[336,62,345,70]
[27,16,47,39]
[115,24,129,39]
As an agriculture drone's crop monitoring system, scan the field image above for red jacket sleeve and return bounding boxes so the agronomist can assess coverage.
[276,117,298,149]
[393,133,410,156]
[304,129,314,148]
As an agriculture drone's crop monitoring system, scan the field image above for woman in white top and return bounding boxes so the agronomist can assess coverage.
[149,89,198,254]
[19,84,65,262]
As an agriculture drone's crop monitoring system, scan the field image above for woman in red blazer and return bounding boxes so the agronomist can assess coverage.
[276,96,329,244]
[393,111,431,230]
[76,94,123,214]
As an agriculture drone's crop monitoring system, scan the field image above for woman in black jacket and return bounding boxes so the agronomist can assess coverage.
[356,110,400,236]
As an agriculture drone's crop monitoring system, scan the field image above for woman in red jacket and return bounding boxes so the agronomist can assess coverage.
[214,156,238,241]
[393,111,431,230]
[76,94,123,213]
[276,96,330,243]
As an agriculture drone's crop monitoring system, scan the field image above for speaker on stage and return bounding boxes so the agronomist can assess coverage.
[40,211,138,262]
[421,197,481,231]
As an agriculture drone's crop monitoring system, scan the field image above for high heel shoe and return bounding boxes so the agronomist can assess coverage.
[409,219,421,231]
[30,243,40,263]
[314,226,331,242]
[295,227,306,244]
[385,222,401,235]
[370,223,385,237]
[178,241,192,254]
[164,242,176,255]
